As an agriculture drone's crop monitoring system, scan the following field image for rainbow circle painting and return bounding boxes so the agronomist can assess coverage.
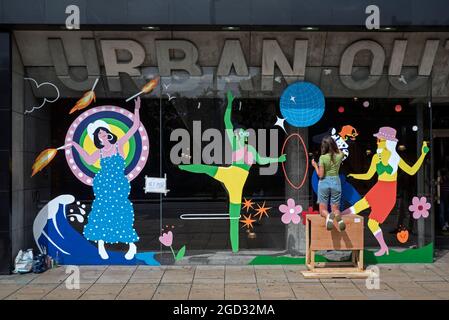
[64,105,149,185]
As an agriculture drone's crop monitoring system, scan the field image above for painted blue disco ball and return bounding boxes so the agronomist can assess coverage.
[280,82,325,128]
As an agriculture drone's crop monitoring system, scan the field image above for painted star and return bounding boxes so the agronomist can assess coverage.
[240,214,256,229]
[290,95,296,103]
[254,201,271,220]
[274,116,287,134]
[242,198,255,212]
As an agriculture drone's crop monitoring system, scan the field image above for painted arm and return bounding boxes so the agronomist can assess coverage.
[118,97,141,148]
[224,91,235,149]
[247,145,286,165]
[398,142,429,176]
[348,155,377,180]
[69,142,100,165]
[311,159,324,178]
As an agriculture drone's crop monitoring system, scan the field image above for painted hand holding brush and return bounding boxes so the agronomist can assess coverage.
[31,97,143,177]
[126,76,159,102]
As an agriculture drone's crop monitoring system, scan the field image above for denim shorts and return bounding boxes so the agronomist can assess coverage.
[317,176,342,205]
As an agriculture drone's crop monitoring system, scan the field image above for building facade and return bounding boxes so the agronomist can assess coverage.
[1,0,448,273]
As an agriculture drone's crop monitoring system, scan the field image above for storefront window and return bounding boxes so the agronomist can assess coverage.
[13,31,434,265]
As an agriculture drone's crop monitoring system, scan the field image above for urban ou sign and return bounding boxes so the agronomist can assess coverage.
[14,31,449,98]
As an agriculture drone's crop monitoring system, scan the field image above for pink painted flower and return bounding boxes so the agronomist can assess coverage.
[409,196,431,219]
[279,198,302,224]
[159,231,173,247]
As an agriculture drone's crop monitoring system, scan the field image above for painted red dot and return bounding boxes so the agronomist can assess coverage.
[338,106,345,113]
[395,104,402,112]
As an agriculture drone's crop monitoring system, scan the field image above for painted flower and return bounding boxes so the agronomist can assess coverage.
[279,198,302,224]
[409,196,431,219]
[302,206,319,225]
[159,231,173,247]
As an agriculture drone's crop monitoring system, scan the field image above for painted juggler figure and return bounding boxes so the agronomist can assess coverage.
[62,97,143,260]
[178,91,286,252]
[343,127,429,256]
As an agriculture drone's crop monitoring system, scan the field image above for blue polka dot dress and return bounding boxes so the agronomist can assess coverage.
[84,144,139,244]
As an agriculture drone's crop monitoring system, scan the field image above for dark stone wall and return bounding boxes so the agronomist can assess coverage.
[0,32,12,274]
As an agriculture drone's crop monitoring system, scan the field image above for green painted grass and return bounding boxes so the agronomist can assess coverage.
[248,243,434,265]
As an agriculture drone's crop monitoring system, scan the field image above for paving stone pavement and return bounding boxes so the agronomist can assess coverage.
[2,251,449,300]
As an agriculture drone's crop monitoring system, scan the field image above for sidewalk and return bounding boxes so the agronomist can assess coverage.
[1,250,449,300]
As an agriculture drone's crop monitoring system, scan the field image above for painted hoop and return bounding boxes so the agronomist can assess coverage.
[281,133,309,190]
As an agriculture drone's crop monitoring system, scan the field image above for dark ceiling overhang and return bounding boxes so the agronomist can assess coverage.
[0,0,448,28]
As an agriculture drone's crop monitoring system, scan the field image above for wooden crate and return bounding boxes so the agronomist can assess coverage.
[304,214,367,278]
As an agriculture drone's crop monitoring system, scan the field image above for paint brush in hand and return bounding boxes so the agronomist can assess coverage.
[69,78,99,114]
[126,76,159,102]
[31,145,68,177]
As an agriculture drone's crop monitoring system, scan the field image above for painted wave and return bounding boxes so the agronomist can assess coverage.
[33,195,159,266]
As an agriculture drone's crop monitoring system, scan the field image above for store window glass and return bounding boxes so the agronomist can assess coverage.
[15,37,433,265]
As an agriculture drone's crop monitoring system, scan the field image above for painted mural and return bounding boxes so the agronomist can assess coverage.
[178,91,286,252]
[33,195,158,265]
[28,75,433,266]
[342,128,429,256]
[31,79,162,265]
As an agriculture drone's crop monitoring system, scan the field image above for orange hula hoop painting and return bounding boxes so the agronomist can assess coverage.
[281,133,309,190]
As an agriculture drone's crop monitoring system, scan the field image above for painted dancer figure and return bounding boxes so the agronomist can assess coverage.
[63,97,142,260]
[179,91,286,252]
[342,127,429,256]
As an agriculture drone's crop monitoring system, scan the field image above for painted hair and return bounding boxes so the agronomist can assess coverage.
[378,140,400,174]
[93,127,117,149]
[320,135,340,163]
[233,123,247,132]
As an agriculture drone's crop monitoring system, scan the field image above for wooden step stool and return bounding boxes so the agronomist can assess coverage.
[302,214,372,279]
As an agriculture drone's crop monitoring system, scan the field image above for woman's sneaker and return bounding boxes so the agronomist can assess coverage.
[335,214,346,232]
[326,213,335,230]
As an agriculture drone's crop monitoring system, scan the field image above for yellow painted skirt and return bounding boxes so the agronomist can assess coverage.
[214,165,250,204]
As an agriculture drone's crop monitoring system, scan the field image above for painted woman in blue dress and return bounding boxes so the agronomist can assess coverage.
[64,98,142,260]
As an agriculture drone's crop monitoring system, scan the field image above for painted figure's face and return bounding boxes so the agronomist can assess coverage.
[236,129,249,145]
[97,129,109,144]
[377,138,386,148]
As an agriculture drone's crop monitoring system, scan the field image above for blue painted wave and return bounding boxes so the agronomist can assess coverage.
[37,202,159,266]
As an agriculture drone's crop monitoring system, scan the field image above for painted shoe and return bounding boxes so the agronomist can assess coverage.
[98,240,109,260]
[125,243,137,260]
[374,247,389,257]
